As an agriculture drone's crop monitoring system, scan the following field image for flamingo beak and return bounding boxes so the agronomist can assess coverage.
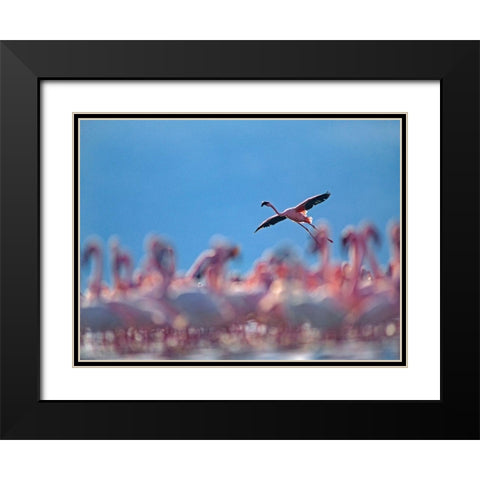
[261,201,268,207]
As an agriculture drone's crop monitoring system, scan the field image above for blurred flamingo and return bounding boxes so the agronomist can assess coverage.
[81,238,173,339]
[341,225,400,334]
[359,223,383,279]
[136,239,232,330]
[341,226,365,296]
[387,222,401,281]
[187,241,240,292]
[81,240,108,300]
[245,259,275,290]
[309,224,335,284]
[79,217,402,358]
[109,237,133,295]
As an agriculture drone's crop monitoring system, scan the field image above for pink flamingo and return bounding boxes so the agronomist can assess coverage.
[261,246,304,283]
[387,221,401,281]
[127,236,183,327]
[341,226,400,334]
[254,193,333,242]
[359,223,383,279]
[81,240,108,300]
[186,241,240,293]
[341,226,365,297]
[83,238,183,338]
[132,235,177,295]
[134,238,232,330]
[80,240,160,337]
[245,260,275,291]
[221,250,299,323]
[306,225,346,299]
[358,221,401,329]
[109,237,134,295]
[308,224,335,285]
[256,258,345,340]
[148,237,177,295]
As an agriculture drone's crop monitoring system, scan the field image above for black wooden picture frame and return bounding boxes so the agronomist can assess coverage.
[1,41,478,439]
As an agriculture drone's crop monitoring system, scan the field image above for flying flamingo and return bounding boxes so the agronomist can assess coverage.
[254,193,333,242]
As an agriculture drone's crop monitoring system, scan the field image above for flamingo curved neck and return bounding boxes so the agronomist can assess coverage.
[361,231,381,278]
[94,250,102,279]
[348,237,364,293]
[365,248,381,278]
[86,247,103,295]
[266,203,281,216]
[113,255,133,289]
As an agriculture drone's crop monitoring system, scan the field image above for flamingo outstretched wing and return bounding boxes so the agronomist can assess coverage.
[295,192,330,212]
[254,215,287,233]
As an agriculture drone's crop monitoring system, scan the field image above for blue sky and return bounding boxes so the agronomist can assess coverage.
[80,118,400,287]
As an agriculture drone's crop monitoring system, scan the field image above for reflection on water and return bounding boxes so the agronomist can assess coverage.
[80,317,400,362]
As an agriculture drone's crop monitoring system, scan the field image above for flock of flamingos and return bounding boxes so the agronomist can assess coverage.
[80,194,401,360]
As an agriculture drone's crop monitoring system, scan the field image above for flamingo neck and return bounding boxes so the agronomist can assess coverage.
[349,237,364,293]
[159,248,176,296]
[364,240,381,278]
[90,247,103,297]
[187,250,211,281]
[319,244,330,275]
[267,203,281,216]
[113,254,133,291]
[394,244,400,262]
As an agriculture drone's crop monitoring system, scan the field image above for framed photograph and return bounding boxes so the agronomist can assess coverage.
[1,41,478,439]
